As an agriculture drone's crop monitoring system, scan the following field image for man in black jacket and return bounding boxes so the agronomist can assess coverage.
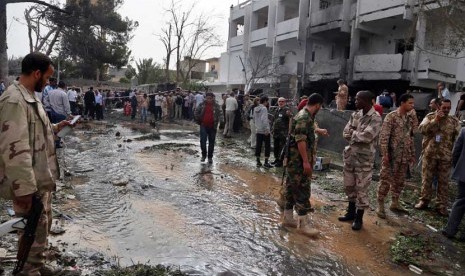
[84,87,96,120]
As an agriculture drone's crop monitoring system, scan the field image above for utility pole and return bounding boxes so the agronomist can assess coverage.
[0,1,69,83]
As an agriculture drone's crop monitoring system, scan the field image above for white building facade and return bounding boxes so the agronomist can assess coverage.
[218,0,465,99]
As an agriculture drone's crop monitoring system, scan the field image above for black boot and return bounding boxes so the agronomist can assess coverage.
[352,209,364,231]
[338,201,356,221]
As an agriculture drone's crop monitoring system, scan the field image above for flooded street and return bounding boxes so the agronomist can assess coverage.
[53,119,414,276]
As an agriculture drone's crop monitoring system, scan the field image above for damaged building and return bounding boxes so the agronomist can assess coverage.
[216,0,465,108]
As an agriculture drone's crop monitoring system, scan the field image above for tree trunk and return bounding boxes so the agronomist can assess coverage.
[165,55,170,82]
[0,1,8,83]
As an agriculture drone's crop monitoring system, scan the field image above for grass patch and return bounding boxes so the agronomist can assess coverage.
[390,234,431,265]
[95,264,187,276]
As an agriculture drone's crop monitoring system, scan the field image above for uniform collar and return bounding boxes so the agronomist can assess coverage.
[15,82,40,104]
[360,106,376,116]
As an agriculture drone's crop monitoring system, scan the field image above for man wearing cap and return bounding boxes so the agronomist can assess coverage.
[272,97,292,167]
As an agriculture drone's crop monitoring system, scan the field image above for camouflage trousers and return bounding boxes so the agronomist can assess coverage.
[13,191,52,276]
[377,161,408,201]
[278,164,312,216]
[420,157,451,208]
[343,167,373,210]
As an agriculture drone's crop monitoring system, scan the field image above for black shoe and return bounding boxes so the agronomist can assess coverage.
[256,160,262,167]
[208,158,213,164]
[274,161,283,167]
[352,209,364,231]
[270,160,278,165]
[441,229,455,239]
[338,201,356,222]
[263,162,273,168]
[201,156,206,162]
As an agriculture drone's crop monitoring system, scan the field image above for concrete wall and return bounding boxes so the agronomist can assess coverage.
[228,50,246,85]
[315,108,423,162]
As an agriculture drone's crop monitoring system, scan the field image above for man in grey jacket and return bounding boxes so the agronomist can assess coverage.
[442,127,465,241]
[253,95,272,168]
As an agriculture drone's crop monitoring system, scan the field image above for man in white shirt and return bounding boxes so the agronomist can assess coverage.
[438,82,450,100]
[95,90,104,120]
[67,87,78,115]
[223,91,238,138]
[195,92,205,109]
[155,93,163,120]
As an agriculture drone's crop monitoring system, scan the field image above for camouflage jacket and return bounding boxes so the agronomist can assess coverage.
[272,106,291,137]
[0,83,59,199]
[343,107,382,170]
[288,108,315,164]
[379,109,418,163]
[419,112,461,162]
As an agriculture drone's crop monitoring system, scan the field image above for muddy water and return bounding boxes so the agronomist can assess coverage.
[56,122,384,275]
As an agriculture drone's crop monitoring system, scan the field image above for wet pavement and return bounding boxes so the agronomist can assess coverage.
[51,117,446,276]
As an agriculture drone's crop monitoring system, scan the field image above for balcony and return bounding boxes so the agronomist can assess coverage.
[252,0,269,12]
[229,35,244,51]
[308,59,345,81]
[358,0,406,22]
[276,17,299,41]
[416,52,458,83]
[250,28,268,47]
[353,54,404,80]
[310,4,343,33]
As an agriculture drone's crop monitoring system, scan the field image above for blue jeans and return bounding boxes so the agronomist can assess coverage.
[444,181,465,236]
[50,111,66,148]
[140,107,147,123]
[200,126,217,159]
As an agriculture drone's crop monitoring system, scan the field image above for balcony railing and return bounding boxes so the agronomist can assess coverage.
[250,27,268,46]
[308,59,345,81]
[311,4,343,27]
[276,17,299,38]
[230,35,244,48]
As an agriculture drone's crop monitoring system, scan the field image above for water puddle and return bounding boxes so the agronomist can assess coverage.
[53,121,409,275]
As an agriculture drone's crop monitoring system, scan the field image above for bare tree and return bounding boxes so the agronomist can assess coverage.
[157,23,177,82]
[23,2,63,55]
[417,0,465,56]
[163,0,222,85]
[239,51,281,93]
[0,0,69,82]
[165,0,194,83]
[178,13,222,84]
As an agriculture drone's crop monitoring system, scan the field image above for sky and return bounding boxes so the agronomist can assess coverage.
[6,0,235,65]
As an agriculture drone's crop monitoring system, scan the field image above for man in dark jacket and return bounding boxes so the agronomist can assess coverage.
[84,87,96,120]
[442,127,465,241]
[194,92,224,164]
[131,94,138,120]
[272,97,292,167]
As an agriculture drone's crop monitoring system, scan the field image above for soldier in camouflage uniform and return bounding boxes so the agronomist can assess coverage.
[0,53,71,276]
[414,99,461,216]
[271,97,292,167]
[377,94,418,218]
[280,93,324,238]
[339,91,382,230]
